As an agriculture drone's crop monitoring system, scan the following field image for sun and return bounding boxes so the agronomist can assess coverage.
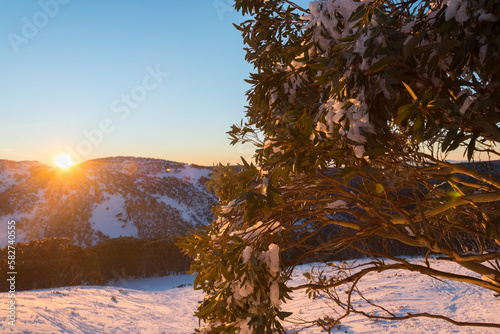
[54,153,76,169]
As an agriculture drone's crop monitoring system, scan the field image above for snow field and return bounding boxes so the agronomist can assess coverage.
[2,258,499,333]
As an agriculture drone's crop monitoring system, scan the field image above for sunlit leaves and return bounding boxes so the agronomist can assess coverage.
[181,0,500,332]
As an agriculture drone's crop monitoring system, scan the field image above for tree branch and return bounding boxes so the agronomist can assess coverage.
[362,312,500,329]
[390,192,500,225]
[291,262,500,293]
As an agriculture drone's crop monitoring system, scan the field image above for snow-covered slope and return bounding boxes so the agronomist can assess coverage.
[0,157,216,247]
[3,258,499,333]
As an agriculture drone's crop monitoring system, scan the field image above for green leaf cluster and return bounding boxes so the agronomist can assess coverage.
[182,0,500,332]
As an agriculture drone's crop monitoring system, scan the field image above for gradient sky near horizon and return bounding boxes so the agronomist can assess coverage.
[0,0,260,167]
[1,0,478,168]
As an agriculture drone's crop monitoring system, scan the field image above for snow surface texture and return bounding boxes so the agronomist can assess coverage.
[3,258,499,333]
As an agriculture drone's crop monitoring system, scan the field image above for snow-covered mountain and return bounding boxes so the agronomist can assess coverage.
[0,157,216,247]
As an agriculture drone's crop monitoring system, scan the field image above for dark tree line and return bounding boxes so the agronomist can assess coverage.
[0,236,190,292]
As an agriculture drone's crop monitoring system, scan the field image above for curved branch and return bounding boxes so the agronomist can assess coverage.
[291,262,500,293]
[363,312,500,329]
[390,192,500,225]
[422,155,500,190]
[438,253,500,263]
[293,260,500,330]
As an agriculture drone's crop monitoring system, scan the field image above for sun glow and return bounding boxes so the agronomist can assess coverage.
[54,153,76,169]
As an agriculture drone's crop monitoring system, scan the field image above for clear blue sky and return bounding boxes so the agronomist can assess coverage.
[0,0,256,166]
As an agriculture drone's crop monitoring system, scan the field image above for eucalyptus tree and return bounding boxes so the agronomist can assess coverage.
[180,0,500,332]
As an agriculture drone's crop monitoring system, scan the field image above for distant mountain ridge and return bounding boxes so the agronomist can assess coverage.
[0,157,216,247]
